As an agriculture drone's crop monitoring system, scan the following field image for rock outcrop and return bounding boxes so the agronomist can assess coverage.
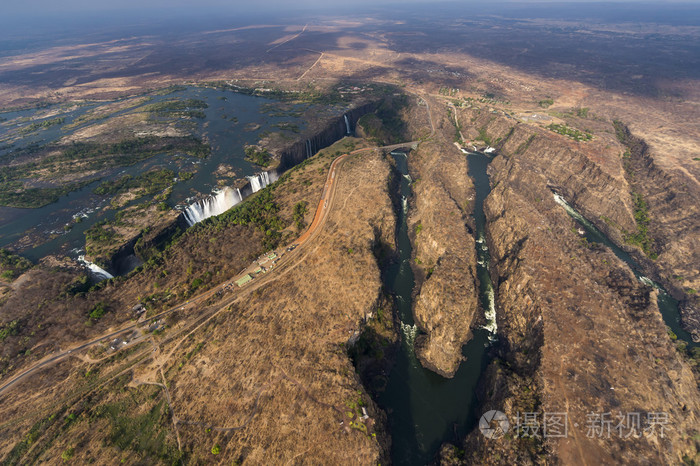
[407,141,480,378]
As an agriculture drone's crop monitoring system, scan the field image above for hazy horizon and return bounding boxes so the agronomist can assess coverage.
[1,1,698,46]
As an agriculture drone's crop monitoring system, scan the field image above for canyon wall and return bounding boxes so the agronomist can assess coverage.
[450,113,700,464]
[613,122,700,341]
[464,111,700,340]
[276,101,380,171]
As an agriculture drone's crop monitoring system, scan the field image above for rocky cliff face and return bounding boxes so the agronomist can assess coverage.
[613,122,700,341]
[276,101,380,171]
[464,110,700,341]
[450,112,700,464]
[407,141,480,378]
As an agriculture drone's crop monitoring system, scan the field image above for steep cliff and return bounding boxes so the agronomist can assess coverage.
[612,122,700,341]
[275,101,380,171]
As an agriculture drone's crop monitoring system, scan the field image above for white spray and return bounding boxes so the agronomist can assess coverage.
[77,255,114,281]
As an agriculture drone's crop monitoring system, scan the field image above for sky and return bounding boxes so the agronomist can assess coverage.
[2,0,685,15]
[1,0,695,39]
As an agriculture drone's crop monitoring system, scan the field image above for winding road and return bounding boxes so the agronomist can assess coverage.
[0,140,419,400]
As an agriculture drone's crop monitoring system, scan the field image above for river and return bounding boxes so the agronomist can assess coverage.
[379,151,495,465]
[553,192,697,349]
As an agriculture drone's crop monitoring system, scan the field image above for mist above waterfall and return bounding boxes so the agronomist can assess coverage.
[183,171,278,226]
[78,255,114,281]
[183,186,244,226]
[247,171,277,193]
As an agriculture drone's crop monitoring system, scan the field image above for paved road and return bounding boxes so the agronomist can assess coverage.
[266,24,308,53]
[0,140,420,399]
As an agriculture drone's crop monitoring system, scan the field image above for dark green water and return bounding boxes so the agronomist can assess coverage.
[380,152,494,465]
[553,193,696,349]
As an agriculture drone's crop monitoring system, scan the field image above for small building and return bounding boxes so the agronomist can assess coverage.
[235,274,253,287]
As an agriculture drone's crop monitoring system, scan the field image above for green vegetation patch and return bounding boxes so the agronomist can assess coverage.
[88,301,108,321]
[94,169,177,197]
[0,180,92,208]
[0,248,33,280]
[58,136,211,164]
[202,81,351,105]
[260,102,306,118]
[0,136,209,208]
[18,117,65,135]
[538,98,554,108]
[293,201,308,231]
[85,221,119,259]
[143,98,208,119]
[199,187,287,250]
[272,121,301,133]
[547,123,592,142]
[624,191,657,259]
[477,127,492,146]
[244,146,272,167]
[0,319,22,342]
[93,397,183,463]
[4,408,68,465]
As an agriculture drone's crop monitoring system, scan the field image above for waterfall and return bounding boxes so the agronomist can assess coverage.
[183,186,243,226]
[401,195,408,213]
[247,171,276,193]
[78,255,113,281]
[344,114,351,134]
[182,173,278,226]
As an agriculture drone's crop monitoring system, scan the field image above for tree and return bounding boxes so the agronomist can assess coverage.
[61,447,75,462]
